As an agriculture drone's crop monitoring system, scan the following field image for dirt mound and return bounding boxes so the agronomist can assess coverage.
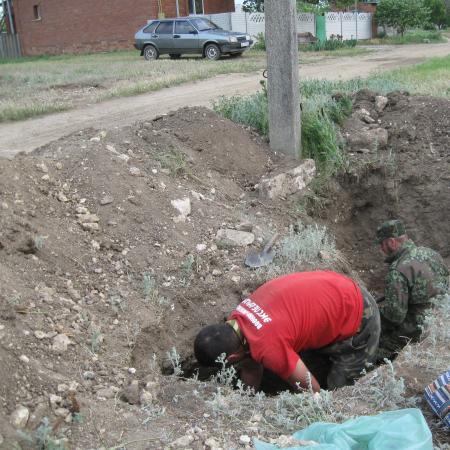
[0,96,448,448]
[0,107,310,447]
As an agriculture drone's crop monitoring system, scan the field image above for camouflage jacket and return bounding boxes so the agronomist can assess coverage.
[380,241,449,329]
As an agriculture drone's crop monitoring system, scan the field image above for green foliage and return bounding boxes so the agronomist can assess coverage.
[301,38,357,52]
[423,0,447,27]
[242,1,352,13]
[252,32,266,51]
[366,29,444,44]
[18,417,67,450]
[376,0,431,35]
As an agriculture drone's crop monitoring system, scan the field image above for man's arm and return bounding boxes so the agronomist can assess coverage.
[379,269,409,326]
[287,359,320,393]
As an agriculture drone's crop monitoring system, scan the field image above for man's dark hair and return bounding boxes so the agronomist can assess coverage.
[194,324,241,367]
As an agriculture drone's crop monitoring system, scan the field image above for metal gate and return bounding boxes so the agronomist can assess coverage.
[0,33,22,58]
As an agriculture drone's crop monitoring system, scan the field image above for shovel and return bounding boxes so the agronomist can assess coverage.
[245,233,278,268]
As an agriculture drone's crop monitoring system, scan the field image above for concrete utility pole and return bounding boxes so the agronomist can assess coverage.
[265,0,301,158]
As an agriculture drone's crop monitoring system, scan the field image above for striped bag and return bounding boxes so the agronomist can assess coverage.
[424,371,450,429]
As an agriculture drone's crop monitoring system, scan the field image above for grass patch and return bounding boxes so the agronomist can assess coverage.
[0,50,267,123]
[214,55,450,174]
[363,29,446,45]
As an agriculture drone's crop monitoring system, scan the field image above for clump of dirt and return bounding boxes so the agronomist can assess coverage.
[0,95,448,449]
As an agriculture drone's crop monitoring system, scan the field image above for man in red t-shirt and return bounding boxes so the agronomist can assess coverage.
[194,271,380,392]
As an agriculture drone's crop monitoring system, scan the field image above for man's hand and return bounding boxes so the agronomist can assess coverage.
[287,359,321,393]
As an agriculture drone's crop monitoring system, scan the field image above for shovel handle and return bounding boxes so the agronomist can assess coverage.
[263,233,278,252]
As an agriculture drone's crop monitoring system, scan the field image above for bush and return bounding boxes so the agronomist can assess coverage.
[252,32,266,51]
[301,37,357,52]
[376,0,431,36]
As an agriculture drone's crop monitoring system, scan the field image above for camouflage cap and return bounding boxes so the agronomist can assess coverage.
[375,220,406,244]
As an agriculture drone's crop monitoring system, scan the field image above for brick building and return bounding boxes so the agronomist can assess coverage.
[12,0,235,56]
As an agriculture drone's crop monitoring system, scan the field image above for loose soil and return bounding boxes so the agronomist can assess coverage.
[1,41,450,157]
[0,91,448,449]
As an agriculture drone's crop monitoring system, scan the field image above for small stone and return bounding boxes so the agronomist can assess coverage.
[83,371,95,380]
[212,269,222,277]
[216,229,255,247]
[19,355,30,364]
[127,367,137,375]
[375,95,388,113]
[106,144,117,153]
[55,162,63,170]
[170,435,194,448]
[96,387,116,399]
[205,437,220,448]
[75,206,89,214]
[239,435,251,445]
[1,202,8,210]
[129,167,141,176]
[41,174,50,181]
[196,243,207,252]
[54,407,70,418]
[49,394,63,409]
[191,191,205,201]
[77,213,99,223]
[10,405,29,428]
[100,195,114,206]
[171,197,191,221]
[238,221,253,232]
[91,240,100,250]
[57,192,69,202]
[81,223,99,232]
[139,390,153,405]
[36,163,48,173]
[34,330,46,339]
[117,153,130,162]
[121,380,140,405]
[52,334,72,353]
[90,136,101,142]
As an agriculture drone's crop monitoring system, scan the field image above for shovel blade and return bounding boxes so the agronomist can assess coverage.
[245,249,275,268]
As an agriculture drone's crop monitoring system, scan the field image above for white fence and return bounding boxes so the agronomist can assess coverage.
[205,9,372,41]
[325,12,372,40]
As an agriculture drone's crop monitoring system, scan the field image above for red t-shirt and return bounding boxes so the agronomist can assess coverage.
[229,271,363,380]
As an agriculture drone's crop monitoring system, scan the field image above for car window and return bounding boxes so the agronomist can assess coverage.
[143,21,159,33]
[175,20,196,34]
[189,18,219,31]
[156,21,174,34]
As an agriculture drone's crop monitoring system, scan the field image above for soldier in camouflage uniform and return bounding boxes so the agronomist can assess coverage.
[375,220,449,360]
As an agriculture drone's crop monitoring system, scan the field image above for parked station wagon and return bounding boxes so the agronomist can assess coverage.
[135,17,253,60]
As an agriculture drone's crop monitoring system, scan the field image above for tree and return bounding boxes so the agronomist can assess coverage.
[423,0,447,28]
[376,0,431,35]
[241,1,353,13]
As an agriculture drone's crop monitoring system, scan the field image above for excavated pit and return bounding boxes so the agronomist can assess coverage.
[152,91,450,393]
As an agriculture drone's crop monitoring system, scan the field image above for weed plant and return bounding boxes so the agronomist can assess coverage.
[18,417,67,450]
[301,38,357,52]
[364,29,445,45]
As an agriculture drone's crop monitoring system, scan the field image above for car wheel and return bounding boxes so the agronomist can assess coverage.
[143,45,159,61]
[204,43,221,61]
[169,54,181,59]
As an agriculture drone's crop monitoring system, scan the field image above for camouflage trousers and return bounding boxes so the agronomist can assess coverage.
[315,286,380,390]
[376,292,449,361]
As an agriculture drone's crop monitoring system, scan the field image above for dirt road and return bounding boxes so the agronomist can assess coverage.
[1,42,449,158]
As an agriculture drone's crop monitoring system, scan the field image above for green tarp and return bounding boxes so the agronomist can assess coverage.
[255,408,433,450]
